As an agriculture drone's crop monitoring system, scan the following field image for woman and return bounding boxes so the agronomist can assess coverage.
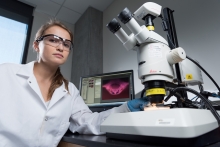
[0,20,149,147]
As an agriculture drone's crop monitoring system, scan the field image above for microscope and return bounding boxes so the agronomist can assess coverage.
[106,2,186,107]
[101,2,220,147]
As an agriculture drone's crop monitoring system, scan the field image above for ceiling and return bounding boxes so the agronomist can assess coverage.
[18,0,114,25]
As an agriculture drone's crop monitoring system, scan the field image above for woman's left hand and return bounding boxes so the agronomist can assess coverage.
[127,97,150,112]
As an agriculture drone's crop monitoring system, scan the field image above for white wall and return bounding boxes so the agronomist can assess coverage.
[26,10,74,81]
[103,0,220,97]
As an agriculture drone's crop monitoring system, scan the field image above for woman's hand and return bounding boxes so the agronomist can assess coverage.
[127,97,150,112]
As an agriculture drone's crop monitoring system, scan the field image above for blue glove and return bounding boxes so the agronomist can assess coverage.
[127,97,150,112]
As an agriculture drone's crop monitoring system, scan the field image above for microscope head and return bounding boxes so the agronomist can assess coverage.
[133,2,162,22]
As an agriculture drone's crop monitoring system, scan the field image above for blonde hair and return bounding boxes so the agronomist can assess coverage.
[35,19,73,100]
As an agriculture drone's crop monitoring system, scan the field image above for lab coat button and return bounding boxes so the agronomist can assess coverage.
[29,81,31,83]
[45,117,48,121]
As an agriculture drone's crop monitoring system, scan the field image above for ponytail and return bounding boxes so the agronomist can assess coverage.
[48,67,69,100]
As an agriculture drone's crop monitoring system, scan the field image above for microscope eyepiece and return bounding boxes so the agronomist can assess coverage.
[117,7,133,24]
[106,18,121,34]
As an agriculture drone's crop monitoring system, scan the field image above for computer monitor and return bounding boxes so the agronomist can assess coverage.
[79,70,135,104]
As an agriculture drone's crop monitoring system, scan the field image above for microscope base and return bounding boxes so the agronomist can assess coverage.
[106,127,220,147]
[101,109,220,146]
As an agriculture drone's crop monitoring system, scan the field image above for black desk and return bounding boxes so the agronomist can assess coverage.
[61,130,220,147]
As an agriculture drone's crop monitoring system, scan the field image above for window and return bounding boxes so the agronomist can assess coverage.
[0,0,34,64]
[0,16,28,64]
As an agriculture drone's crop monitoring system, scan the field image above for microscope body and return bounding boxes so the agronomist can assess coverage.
[137,43,174,83]
[107,2,186,104]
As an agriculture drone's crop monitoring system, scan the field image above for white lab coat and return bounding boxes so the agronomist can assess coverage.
[0,61,129,147]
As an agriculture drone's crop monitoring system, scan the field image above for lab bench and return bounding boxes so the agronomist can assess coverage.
[58,130,220,147]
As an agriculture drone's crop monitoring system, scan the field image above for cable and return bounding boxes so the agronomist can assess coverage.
[186,55,220,93]
[165,87,220,126]
[191,96,198,101]
[195,97,199,101]
[167,88,199,108]
[166,87,182,99]
[199,84,204,92]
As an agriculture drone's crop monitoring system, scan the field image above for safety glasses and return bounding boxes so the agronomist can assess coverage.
[36,34,73,52]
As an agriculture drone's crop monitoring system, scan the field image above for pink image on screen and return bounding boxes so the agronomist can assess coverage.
[102,79,129,95]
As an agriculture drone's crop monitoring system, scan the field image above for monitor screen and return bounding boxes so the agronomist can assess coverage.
[79,70,134,104]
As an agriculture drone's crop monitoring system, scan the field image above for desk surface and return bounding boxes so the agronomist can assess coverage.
[62,130,220,147]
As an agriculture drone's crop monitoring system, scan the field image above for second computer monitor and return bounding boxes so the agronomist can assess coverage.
[79,70,135,104]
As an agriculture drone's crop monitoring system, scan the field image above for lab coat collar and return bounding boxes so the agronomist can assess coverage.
[16,61,35,77]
